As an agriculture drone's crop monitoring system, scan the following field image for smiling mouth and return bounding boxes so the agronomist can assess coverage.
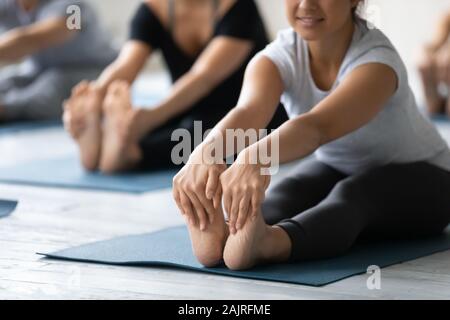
[297,17,325,27]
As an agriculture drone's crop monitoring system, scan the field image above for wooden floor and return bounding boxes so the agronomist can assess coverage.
[0,121,449,300]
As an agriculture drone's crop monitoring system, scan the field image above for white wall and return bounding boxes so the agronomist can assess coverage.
[90,0,448,102]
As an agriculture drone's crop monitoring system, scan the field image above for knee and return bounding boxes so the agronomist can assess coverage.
[331,179,362,201]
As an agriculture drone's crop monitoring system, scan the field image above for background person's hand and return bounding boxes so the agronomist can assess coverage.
[220,150,271,235]
[173,145,227,231]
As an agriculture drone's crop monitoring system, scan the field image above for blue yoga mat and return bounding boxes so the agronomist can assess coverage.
[0,157,177,193]
[432,114,450,124]
[0,199,18,218]
[41,225,450,286]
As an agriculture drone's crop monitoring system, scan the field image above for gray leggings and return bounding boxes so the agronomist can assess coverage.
[0,66,102,121]
[262,158,450,262]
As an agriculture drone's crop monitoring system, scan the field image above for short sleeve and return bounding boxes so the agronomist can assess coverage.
[215,0,264,41]
[129,3,164,49]
[259,29,299,92]
[346,46,405,97]
[340,27,406,95]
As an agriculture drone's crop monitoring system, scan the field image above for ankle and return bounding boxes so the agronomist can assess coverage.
[261,226,292,263]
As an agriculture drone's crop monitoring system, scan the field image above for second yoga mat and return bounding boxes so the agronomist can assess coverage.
[42,225,450,286]
[0,200,18,218]
[0,157,177,193]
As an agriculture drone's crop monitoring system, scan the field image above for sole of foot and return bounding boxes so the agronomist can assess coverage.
[99,81,142,174]
[187,206,229,268]
[65,81,102,171]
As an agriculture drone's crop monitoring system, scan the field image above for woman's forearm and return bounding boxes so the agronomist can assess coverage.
[242,113,323,167]
[192,103,279,162]
[93,60,142,95]
[152,70,226,124]
[0,29,38,62]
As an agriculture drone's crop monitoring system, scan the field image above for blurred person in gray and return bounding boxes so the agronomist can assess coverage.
[0,0,117,122]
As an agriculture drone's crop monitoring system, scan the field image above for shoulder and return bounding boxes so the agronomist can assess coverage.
[342,19,405,83]
[140,0,167,25]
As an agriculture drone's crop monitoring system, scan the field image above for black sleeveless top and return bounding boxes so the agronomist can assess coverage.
[129,0,270,117]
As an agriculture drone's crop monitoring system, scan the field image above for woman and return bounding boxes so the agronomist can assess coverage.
[173,0,450,270]
[0,0,116,122]
[63,0,287,173]
[417,10,450,118]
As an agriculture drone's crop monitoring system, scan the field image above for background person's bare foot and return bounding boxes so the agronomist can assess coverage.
[223,210,291,270]
[187,205,229,268]
[63,81,102,171]
[100,81,142,174]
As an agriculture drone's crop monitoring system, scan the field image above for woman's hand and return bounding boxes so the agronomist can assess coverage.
[220,149,271,234]
[173,144,227,231]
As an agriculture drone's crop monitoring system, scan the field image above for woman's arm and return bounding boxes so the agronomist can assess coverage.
[173,54,284,230]
[220,63,398,232]
[244,63,398,166]
[92,40,151,95]
[196,54,285,159]
[0,17,76,63]
[149,36,255,125]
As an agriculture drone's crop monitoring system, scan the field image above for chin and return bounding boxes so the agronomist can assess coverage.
[293,28,323,41]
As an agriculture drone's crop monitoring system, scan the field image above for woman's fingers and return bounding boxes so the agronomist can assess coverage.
[186,189,209,231]
[213,182,222,210]
[205,169,220,200]
[223,189,232,224]
[195,188,216,225]
[236,193,251,231]
[179,190,195,226]
[251,190,265,220]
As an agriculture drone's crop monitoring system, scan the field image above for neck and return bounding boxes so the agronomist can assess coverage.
[307,18,356,70]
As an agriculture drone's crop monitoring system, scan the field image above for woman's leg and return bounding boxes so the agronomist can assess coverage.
[223,161,450,269]
[262,157,348,225]
[222,158,347,270]
[277,162,450,262]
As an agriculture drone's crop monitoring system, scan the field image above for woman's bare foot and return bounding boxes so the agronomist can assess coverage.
[100,81,142,174]
[63,81,102,171]
[223,210,291,270]
[187,205,229,267]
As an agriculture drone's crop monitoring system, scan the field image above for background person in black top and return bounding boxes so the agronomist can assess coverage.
[63,0,287,173]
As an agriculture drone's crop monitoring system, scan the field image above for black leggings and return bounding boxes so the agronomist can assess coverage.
[262,158,450,262]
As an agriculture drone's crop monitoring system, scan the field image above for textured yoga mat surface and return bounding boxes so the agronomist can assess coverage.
[42,225,450,286]
[0,200,18,218]
[0,157,177,193]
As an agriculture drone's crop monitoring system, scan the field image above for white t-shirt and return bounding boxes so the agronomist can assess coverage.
[261,17,450,175]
